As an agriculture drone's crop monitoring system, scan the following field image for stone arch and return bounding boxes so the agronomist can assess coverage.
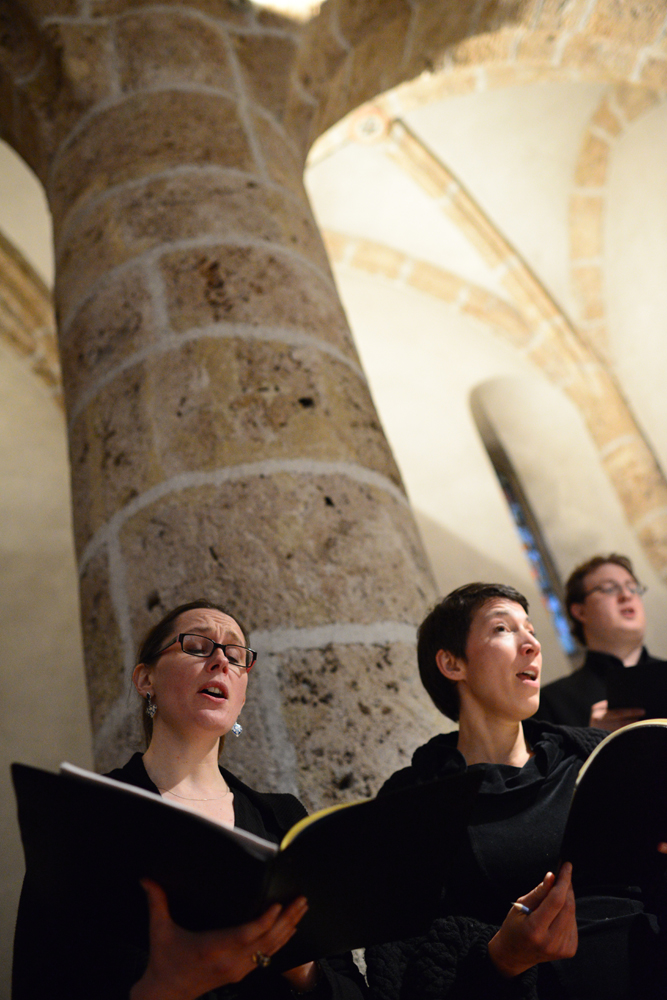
[0,229,59,402]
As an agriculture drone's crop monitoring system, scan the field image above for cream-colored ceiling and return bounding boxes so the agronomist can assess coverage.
[305,75,667,663]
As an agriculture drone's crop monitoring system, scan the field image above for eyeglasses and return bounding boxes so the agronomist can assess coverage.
[157,633,257,670]
[584,582,647,599]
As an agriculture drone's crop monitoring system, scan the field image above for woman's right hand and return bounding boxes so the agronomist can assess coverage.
[129,879,309,1000]
[487,862,577,978]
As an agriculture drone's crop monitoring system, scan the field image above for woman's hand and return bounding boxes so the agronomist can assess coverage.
[130,879,309,1000]
[487,862,577,978]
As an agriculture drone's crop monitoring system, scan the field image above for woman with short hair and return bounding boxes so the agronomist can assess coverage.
[366,582,663,1000]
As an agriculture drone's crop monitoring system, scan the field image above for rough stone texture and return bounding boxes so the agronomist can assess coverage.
[559,36,636,78]
[637,516,667,580]
[69,340,403,552]
[118,475,434,635]
[159,242,354,353]
[56,171,331,319]
[230,31,298,119]
[250,110,310,199]
[515,28,561,63]
[587,0,666,46]
[89,0,254,23]
[43,20,115,107]
[49,91,255,233]
[78,546,125,733]
[448,27,517,67]
[273,642,444,808]
[114,9,236,94]
[58,266,156,409]
[532,0,591,31]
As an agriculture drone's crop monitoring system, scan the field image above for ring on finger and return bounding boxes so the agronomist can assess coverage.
[252,951,271,969]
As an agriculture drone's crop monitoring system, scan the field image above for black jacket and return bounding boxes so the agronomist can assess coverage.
[536,647,667,727]
[366,719,662,1000]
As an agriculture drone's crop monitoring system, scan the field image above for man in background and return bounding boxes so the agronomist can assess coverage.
[537,553,665,730]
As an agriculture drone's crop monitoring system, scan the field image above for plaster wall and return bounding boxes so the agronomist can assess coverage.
[0,341,91,995]
[325,267,570,683]
[605,100,667,474]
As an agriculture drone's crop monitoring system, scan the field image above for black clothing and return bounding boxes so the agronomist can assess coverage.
[537,647,667,727]
[366,719,663,1000]
[13,754,367,1000]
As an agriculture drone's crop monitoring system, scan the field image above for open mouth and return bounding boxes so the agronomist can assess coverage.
[517,669,538,682]
[200,684,228,699]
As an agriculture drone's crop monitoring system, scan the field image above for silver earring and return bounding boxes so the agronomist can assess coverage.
[231,721,242,737]
[146,693,157,719]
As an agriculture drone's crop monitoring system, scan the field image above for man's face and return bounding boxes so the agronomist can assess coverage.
[570,562,646,649]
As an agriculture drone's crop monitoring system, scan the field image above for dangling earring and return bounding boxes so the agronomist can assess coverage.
[231,721,242,737]
[146,693,157,719]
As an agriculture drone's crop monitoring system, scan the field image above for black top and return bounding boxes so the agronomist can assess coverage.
[536,647,667,727]
[13,754,367,1000]
[366,719,664,1000]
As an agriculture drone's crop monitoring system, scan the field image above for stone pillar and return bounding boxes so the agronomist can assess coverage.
[9,0,441,805]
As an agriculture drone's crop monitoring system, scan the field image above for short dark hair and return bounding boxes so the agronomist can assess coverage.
[417,583,529,722]
[565,554,637,645]
[136,599,247,745]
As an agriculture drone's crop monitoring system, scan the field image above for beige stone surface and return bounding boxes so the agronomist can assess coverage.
[591,97,623,136]
[249,111,309,198]
[531,0,591,31]
[89,0,253,22]
[43,20,114,105]
[612,82,659,121]
[569,193,604,259]
[58,266,155,408]
[69,336,403,549]
[574,131,610,186]
[115,9,235,93]
[350,239,404,278]
[515,29,561,64]
[560,36,636,78]
[637,516,667,578]
[344,17,412,120]
[79,546,126,732]
[119,474,432,635]
[570,263,604,321]
[463,288,533,348]
[588,0,666,46]
[448,28,517,67]
[408,260,463,302]
[603,438,667,521]
[273,641,444,807]
[56,171,331,317]
[639,57,667,90]
[49,92,255,231]
[335,0,411,48]
[159,242,354,352]
[231,31,297,119]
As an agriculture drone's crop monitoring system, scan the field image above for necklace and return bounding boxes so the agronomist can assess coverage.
[157,786,231,801]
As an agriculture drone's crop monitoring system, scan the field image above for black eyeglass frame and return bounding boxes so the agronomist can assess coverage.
[157,633,257,669]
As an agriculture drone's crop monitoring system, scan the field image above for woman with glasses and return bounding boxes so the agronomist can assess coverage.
[13,599,366,1000]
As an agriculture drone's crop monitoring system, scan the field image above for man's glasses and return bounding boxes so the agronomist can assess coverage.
[584,582,647,599]
[157,633,257,669]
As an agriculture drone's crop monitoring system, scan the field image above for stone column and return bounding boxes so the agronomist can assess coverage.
[8,0,441,805]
